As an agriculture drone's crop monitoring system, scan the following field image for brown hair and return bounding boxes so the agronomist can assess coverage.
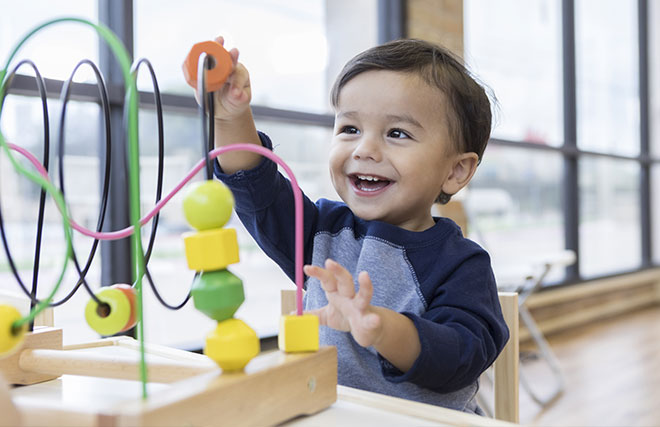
[330,39,493,204]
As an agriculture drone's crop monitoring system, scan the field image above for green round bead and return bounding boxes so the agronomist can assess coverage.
[191,270,245,321]
[182,180,235,230]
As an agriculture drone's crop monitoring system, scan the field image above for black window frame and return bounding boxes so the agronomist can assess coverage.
[4,0,657,291]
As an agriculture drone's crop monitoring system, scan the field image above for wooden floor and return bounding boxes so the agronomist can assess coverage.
[515,305,660,426]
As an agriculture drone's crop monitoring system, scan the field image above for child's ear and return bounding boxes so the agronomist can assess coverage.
[441,152,479,196]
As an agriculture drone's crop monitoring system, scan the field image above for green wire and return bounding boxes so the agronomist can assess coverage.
[0,17,148,398]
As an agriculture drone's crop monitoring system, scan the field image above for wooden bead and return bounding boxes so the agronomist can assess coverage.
[205,318,260,371]
[183,180,235,231]
[183,228,239,271]
[0,304,26,356]
[182,41,233,92]
[84,287,132,336]
[113,284,137,332]
[278,314,319,353]
[192,270,244,321]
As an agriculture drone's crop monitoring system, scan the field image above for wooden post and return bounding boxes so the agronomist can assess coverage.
[494,292,519,423]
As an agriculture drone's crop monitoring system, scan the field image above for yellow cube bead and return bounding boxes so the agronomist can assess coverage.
[278,314,319,353]
[183,228,239,271]
[205,318,260,371]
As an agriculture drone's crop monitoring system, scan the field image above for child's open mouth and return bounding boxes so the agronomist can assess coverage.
[350,174,392,193]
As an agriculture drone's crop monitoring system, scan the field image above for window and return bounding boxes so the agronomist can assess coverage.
[465,0,656,282]
[651,165,660,265]
[579,157,641,277]
[467,145,565,284]
[576,0,639,157]
[1,1,378,347]
[134,0,377,113]
[131,1,377,346]
[0,1,98,81]
[464,0,563,146]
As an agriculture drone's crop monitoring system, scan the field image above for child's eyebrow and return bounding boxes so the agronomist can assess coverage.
[336,111,359,120]
[336,111,423,130]
[385,114,423,129]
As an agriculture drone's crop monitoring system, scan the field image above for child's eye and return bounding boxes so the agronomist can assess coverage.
[339,126,360,135]
[388,128,411,139]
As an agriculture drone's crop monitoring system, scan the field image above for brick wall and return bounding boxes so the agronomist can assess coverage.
[406,0,464,57]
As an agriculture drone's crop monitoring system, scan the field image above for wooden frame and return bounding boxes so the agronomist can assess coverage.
[2,332,337,426]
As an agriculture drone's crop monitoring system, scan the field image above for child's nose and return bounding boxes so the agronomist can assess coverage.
[352,135,382,162]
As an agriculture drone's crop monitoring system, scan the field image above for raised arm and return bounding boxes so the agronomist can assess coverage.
[187,36,262,173]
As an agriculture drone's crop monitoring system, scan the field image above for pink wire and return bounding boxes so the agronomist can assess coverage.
[9,142,305,316]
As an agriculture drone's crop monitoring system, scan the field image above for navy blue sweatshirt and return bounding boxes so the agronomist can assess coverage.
[215,132,509,413]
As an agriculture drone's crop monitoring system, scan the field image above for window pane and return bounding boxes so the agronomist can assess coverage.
[579,157,641,277]
[465,146,565,285]
[464,0,563,146]
[0,1,98,81]
[650,0,660,158]
[0,95,104,344]
[653,165,660,265]
[576,0,639,156]
[134,0,378,113]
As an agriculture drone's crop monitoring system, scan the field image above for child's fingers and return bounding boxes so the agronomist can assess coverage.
[303,264,338,293]
[325,259,355,298]
[355,271,373,310]
[228,47,239,65]
[304,308,326,326]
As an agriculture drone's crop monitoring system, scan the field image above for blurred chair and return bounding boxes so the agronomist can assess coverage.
[435,199,575,410]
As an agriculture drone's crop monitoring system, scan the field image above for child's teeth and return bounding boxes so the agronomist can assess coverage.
[358,175,379,181]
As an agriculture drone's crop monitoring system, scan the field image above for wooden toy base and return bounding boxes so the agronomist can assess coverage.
[1,331,337,427]
[0,327,63,385]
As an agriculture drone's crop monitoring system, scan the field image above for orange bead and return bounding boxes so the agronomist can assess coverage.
[112,284,137,332]
[182,41,233,92]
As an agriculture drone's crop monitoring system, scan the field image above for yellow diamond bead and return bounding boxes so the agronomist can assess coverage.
[183,228,239,271]
[0,304,26,356]
[278,314,319,353]
[205,318,259,371]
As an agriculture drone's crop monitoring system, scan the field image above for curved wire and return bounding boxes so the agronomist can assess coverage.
[10,140,307,314]
[50,59,111,307]
[132,57,192,309]
[0,59,50,307]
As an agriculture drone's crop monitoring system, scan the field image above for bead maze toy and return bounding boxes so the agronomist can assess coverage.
[0,18,336,426]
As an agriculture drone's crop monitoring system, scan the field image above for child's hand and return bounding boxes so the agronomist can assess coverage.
[198,36,251,121]
[303,259,384,348]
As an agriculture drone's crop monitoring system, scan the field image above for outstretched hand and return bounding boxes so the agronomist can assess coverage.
[303,259,384,348]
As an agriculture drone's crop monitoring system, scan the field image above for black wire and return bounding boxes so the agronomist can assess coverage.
[0,60,50,308]
[197,53,214,180]
[131,58,191,310]
[50,59,112,307]
[131,58,163,266]
[0,58,196,313]
[144,265,193,310]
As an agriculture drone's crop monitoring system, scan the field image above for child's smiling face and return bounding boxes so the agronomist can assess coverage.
[329,70,475,232]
